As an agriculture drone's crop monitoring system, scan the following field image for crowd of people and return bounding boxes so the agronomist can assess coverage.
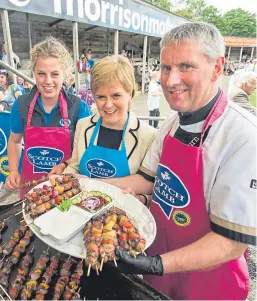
[224,57,257,76]
[1,21,256,301]
[0,43,33,112]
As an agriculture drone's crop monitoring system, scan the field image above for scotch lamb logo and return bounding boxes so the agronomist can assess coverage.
[153,164,190,220]
[26,147,64,173]
[8,0,31,7]
[86,159,116,178]
[40,150,49,156]
[59,119,71,127]
[161,171,170,180]
[0,129,7,156]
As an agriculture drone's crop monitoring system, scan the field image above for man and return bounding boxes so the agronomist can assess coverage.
[105,22,256,300]
[228,71,256,115]
[17,76,25,95]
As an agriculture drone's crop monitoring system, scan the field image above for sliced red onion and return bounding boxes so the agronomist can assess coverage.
[81,197,101,210]
[51,190,59,198]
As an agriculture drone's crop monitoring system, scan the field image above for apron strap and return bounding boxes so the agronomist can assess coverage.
[89,118,101,147]
[200,90,227,146]
[120,113,130,151]
[26,89,69,130]
[89,113,130,150]
[59,90,69,130]
[26,90,40,127]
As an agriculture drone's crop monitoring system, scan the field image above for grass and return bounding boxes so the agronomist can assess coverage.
[249,90,256,107]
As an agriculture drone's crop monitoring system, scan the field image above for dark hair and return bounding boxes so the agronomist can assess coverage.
[0,69,8,78]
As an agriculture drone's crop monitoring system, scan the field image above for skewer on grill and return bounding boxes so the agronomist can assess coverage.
[35,252,61,300]
[52,256,76,300]
[20,247,50,300]
[8,246,35,300]
[0,228,33,291]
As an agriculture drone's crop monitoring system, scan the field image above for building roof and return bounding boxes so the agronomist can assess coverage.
[224,36,256,47]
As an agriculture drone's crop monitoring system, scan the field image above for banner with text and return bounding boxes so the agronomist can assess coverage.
[0,112,10,183]
[0,0,187,38]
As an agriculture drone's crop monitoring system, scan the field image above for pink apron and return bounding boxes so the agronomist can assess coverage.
[145,91,249,300]
[20,90,72,198]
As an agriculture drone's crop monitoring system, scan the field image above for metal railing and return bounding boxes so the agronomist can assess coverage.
[138,116,166,121]
[0,59,169,123]
[0,60,35,86]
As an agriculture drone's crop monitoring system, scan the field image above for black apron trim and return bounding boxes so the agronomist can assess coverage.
[137,169,155,183]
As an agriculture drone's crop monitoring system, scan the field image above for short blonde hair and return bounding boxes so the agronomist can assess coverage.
[91,55,136,97]
[30,36,73,81]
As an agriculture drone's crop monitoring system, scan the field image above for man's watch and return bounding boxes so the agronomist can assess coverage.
[138,194,150,208]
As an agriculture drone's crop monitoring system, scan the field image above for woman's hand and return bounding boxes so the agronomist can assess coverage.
[5,171,21,189]
[49,163,66,176]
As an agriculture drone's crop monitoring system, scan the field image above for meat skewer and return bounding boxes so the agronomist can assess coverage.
[83,206,147,274]
[22,174,81,219]
[63,260,84,300]
[20,248,50,300]
[8,246,35,300]
[2,222,28,257]
[84,220,103,276]
[0,229,33,289]
[35,253,61,300]
[52,256,76,300]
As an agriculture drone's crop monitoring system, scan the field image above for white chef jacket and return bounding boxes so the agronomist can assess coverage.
[140,100,256,244]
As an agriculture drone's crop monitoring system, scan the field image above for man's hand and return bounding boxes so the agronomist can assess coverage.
[123,188,146,205]
[5,171,21,189]
[113,248,163,276]
[49,163,66,176]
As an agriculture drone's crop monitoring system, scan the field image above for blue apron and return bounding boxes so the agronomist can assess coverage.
[79,115,130,178]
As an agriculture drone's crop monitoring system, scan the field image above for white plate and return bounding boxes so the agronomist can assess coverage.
[23,178,157,259]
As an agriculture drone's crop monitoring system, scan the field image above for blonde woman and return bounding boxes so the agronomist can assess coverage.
[5,37,91,196]
[63,55,156,179]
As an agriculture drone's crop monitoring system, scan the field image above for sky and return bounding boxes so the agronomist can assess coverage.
[204,0,257,13]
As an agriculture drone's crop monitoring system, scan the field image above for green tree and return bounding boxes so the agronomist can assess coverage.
[221,9,256,37]
[173,1,256,38]
[201,5,223,29]
[144,0,172,11]
[173,0,207,21]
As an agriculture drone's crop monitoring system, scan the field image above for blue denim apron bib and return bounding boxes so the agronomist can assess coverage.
[79,114,130,178]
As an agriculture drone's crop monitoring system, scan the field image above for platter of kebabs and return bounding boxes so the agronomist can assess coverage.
[20,174,156,266]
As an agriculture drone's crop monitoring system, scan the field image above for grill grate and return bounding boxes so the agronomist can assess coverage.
[0,284,12,301]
